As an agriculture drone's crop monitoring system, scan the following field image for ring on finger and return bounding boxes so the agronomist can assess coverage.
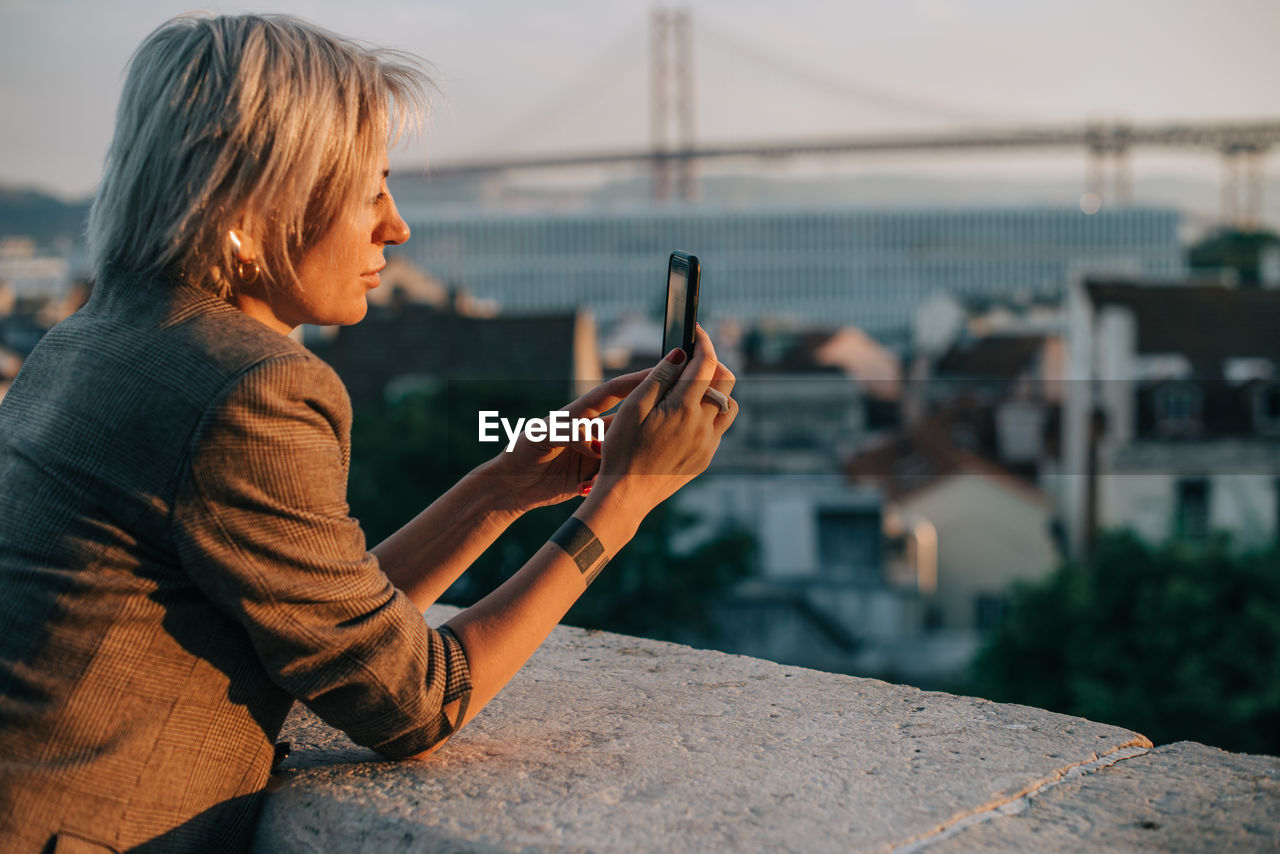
[701,387,732,415]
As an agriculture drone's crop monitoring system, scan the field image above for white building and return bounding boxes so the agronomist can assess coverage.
[0,237,71,298]
[673,474,940,681]
[846,420,1060,630]
[1062,278,1280,553]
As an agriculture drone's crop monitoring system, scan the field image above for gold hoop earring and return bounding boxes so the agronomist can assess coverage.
[236,258,260,285]
[228,231,260,286]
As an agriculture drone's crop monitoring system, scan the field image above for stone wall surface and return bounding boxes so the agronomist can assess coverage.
[253,606,1277,853]
[926,741,1280,853]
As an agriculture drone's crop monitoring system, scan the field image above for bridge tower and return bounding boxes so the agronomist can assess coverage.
[1084,124,1133,211]
[650,7,696,202]
[1221,144,1267,231]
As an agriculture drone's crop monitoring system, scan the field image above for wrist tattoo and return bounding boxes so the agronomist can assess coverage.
[550,517,609,586]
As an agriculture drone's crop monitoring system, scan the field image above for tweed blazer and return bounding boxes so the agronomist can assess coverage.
[0,272,471,853]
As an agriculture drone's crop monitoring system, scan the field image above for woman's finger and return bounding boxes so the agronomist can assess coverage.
[708,360,736,397]
[567,412,614,458]
[664,324,721,412]
[540,373,649,458]
[565,369,651,419]
[622,348,688,421]
[576,413,616,457]
[575,457,602,495]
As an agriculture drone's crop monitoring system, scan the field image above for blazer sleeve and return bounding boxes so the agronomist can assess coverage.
[171,353,470,759]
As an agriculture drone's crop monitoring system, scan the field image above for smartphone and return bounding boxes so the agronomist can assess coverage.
[662,251,700,360]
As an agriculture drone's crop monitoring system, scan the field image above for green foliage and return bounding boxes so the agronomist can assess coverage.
[565,505,755,639]
[969,531,1280,755]
[348,380,754,641]
[1188,227,1280,286]
[348,379,564,544]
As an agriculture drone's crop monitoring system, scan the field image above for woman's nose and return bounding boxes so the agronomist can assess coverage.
[379,194,411,246]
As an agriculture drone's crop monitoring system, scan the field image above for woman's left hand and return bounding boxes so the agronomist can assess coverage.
[476,370,650,512]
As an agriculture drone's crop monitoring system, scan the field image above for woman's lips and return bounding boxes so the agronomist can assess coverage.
[362,265,385,287]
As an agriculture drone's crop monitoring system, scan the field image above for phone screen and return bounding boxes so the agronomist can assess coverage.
[662,251,699,358]
[663,259,687,355]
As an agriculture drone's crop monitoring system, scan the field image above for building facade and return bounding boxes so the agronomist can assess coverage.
[399,206,1185,346]
[1063,278,1280,553]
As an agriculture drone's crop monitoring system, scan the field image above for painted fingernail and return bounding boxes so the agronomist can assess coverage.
[581,484,593,495]
[666,348,686,364]
[590,440,601,454]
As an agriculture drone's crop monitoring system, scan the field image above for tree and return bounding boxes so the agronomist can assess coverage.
[1188,227,1280,287]
[968,531,1280,755]
[348,380,754,642]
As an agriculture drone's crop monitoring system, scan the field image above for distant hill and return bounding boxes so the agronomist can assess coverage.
[0,187,91,249]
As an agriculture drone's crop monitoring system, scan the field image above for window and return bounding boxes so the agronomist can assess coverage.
[1274,478,1280,547]
[816,508,882,585]
[975,594,1008,630]
[1176,478,1210,541]
[1253,383,1280,435]
[1154,382,1202,438]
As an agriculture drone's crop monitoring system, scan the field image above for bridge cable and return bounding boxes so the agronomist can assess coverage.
[697,18,1020,127]
[476,16,648,155]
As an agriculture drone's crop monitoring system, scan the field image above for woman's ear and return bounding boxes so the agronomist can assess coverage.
[228,229,260,262]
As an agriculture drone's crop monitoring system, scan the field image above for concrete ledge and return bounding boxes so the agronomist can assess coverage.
[254,606,1276,852]
[927,741,1280,853]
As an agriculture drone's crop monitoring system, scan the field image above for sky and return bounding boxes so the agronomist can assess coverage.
[1,0,1278,201]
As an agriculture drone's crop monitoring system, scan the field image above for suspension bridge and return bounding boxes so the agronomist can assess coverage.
[421,8,1277,228]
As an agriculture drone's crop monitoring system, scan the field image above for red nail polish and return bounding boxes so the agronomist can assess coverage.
[581,484,593,495]
[590,440,601,454]
[666,348,686,365]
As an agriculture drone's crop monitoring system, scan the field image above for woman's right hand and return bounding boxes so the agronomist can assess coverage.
[588,323,737,519]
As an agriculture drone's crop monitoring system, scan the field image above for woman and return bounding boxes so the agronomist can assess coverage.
[0,13,735,853]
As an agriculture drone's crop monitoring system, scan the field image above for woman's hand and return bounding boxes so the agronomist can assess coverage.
[434,326,737,738]
[477,370,651,513]
[589,324,737,519]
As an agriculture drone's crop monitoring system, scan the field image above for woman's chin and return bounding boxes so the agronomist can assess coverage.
[330,297,370,326]
[346,301,370,325]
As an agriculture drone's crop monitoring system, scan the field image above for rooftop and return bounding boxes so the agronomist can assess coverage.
[1086,279,1280,374]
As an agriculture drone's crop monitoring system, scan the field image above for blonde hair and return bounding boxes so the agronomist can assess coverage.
[88,13,429,297]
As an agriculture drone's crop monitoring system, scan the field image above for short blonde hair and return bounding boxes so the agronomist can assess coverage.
[88,13,429,297]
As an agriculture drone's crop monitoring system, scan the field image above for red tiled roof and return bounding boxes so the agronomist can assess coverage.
[845,414,1045,503]
[935,335,1045,380]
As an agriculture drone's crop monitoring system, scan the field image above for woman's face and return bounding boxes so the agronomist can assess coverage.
[289,155,410,327]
